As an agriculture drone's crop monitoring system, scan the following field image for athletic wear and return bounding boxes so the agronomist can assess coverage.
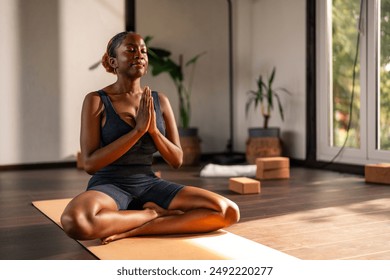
[98,89,165,167]
[86,90,184,210]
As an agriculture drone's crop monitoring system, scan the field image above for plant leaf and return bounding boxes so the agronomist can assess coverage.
[273,92,284,121]
[144,36,170,57]
[257,75,263,90]
[144,35,153,45]
[245,95,257,117]
[265,86,273,110]
[150,47,171,58]
[185,51,207,67]
[269,67,276,86]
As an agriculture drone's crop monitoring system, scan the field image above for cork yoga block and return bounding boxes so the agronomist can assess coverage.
[256,157,290,180]
[365,163,390,185]
[256,168,290,180]
[229,177,261,194]
[256,157,290,170]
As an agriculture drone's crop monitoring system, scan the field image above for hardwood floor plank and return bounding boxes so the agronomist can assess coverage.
[342,250,390,260]
[1,164,390,260]
[283,233,390,260]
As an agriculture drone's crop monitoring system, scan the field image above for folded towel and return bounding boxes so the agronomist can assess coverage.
[200,163,257,177]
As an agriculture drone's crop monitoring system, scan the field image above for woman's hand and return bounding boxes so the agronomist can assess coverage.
[147,91,158,136]
[147,92,183,169]
[135,86,152,133]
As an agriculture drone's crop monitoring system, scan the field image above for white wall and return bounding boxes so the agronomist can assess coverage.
[138,0,307,159]
[0,0,21,164]
[233,0,255,153]
[136,0,230,154]
[0,0,306,165]
[59,0,125,160]
[236,0,307,159]
[0,0,124,165]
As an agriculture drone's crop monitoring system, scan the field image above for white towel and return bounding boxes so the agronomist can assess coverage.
[200,163,257,177]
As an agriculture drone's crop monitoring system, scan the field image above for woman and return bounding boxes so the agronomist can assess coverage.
[60,31,240,244]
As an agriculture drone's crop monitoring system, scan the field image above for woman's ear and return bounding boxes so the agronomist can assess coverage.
[108,56,118,70]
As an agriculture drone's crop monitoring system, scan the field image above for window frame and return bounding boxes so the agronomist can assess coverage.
[316,0,390,165]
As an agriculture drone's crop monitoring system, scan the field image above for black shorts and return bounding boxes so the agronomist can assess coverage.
[87,173,184,210]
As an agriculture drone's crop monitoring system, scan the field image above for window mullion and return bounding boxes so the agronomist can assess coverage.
[367,0,390,161]
[317,0,367,164]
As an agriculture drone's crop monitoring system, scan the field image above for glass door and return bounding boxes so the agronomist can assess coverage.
[317,0,390,165]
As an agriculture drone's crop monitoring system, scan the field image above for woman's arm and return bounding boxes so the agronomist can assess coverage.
[148,92,183,168]
[80,91,151,174]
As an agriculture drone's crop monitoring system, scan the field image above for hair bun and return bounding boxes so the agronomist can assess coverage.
[101,52,115,74]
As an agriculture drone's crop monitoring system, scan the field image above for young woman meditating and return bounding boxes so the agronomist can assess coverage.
[60,31,240,244]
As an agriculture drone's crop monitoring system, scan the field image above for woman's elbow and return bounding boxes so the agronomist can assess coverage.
[82,159,98,175]
[170,155,183,169]
[171,159,182,169]
[83,166,96,175]
[169,151,183,169]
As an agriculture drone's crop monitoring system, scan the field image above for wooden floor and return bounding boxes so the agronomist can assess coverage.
[1,162,390,260]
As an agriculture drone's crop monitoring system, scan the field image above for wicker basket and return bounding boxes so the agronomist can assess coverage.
[245,137,282,164]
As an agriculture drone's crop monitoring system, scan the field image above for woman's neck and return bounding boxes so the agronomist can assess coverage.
[114,78,143,94]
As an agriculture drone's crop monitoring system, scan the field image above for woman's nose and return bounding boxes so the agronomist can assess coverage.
[135,49,144,59]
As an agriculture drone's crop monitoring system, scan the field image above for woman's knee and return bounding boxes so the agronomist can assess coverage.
[60,208,95,240]
[222,200,240,226]
[60,191,117,240]
[203,195,240,227]
[170,186,240,226]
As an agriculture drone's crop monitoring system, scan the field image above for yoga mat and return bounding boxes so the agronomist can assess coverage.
[32,198,296,260]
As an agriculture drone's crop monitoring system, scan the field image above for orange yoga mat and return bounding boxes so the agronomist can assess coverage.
[32,198,296,260]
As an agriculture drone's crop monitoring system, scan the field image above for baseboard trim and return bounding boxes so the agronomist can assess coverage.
[0,161,76,171]
[1,154,364,175]
[290,158,364,175]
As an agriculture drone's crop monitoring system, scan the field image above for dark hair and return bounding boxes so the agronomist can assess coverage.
[101,31,133,74]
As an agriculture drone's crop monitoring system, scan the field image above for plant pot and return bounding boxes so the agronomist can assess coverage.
[246,127,282,164]
[248,127,280,137]
[178,127,198,137]
[179,127,201,166]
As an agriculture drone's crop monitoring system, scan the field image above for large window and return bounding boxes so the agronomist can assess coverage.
[332,0,361,149]
[317,0,390,164]
[379,1,390,150]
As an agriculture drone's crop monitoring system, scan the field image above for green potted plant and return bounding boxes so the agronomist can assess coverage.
[245,67,291,163]
[145,36,206,165]
[145,36,205,132]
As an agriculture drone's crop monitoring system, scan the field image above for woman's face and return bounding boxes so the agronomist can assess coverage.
[115,33,148,78]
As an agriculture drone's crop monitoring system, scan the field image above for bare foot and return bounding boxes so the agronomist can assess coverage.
[143,202,183,217]
[101,231,131,245]
[101,203,183,245]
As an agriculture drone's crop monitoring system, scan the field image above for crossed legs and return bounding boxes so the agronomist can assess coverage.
[60,186,240,244]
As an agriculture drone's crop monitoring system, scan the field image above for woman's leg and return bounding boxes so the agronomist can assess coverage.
[60,190,170,240]
[102,186,240,244]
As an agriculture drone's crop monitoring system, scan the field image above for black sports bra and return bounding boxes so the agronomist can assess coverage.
[97,89,165,167]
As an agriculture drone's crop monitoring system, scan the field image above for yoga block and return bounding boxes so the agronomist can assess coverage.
[256,168,290,180]
[256,157,290,180]
[256,157,289,170]
[229,177,260,194]
[365,163,390,185]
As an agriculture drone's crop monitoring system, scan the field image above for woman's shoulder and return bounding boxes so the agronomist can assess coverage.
[153,91,172,114]
[82,91,104,110]
[153,91,169,102]
[84,90,102,101]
